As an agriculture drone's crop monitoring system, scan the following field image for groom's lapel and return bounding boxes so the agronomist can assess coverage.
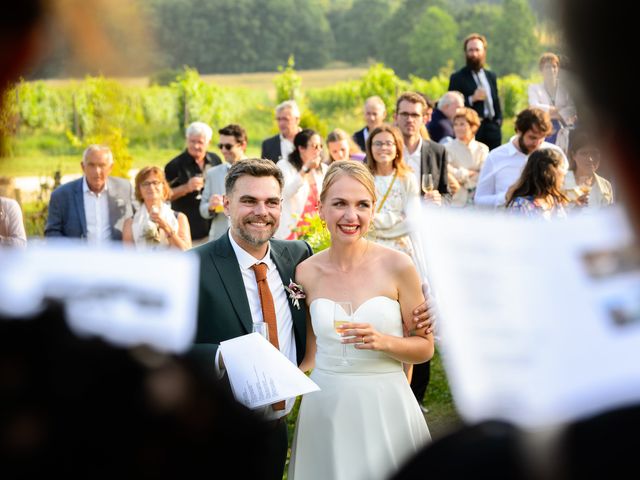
[211,235,253,335]
[270,241,304,322]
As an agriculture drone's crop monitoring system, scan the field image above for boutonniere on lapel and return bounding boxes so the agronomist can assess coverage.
[284,279,306,310]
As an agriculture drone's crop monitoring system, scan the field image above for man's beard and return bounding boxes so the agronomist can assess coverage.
[466,55,485,72]
[236,215,278,247]
[518,135,533,155]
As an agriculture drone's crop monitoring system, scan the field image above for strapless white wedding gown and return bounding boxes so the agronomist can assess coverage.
[288,296,430,480]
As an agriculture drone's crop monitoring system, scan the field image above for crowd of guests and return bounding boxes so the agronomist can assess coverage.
[1,23,622,480]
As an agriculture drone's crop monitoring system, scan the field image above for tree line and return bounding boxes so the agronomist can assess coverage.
[32,0,556,80]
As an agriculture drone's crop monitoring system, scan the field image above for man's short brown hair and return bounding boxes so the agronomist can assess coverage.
[515,108,553,137]
[395,91,427,115]
[225,158,284,195]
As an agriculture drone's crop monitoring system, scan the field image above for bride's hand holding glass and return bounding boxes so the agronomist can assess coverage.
[341,322,384,351]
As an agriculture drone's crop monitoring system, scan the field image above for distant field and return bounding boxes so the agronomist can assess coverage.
[40,67,369,99]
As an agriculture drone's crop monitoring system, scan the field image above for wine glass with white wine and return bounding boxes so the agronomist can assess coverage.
[421,173,434,194]
[333,301,353,366]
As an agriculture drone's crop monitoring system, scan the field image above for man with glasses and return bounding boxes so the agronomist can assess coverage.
[165,121,222,246]
[199,124,249,241]
[395,91,451,207]
[261,100,302,163]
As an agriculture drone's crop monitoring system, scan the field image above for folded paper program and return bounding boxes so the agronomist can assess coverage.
[0,241,199,353]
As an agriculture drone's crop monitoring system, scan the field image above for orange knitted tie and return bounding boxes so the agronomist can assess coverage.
[251,262,285,411]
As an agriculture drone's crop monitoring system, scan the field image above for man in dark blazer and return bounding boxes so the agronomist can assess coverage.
[395,92,452,206]
[449,33,502,150]
[45,145,133,241]
[191,158,311,480]
[260,100,301,163]
[353,95,387,152]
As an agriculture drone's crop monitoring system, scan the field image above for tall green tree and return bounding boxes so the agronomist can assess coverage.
[454,3,502,48]
[331,0,400,65]
[408,6,458,79]
[149,0,333,73]
[491,0,540,76]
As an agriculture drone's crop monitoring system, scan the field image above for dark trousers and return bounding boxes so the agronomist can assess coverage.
[477,119,502,151]
[263,416,289,480]
[410,360,431,404]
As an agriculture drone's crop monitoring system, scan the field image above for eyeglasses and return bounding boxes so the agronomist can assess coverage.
[372,140,396,148]
[141,180,162,188]
[306,144,323,150]
[218,143,237,150]
[398,112,423,120]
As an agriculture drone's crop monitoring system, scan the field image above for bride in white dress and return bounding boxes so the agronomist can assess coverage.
[288,161,434,480]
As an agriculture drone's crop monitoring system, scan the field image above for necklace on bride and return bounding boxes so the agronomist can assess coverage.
[329,238,370,273]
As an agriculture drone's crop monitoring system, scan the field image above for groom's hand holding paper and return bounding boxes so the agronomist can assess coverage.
[220,333,319,410]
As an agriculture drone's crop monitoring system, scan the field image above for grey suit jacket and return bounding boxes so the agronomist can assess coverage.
[45,176,134,240]
[199,163,231,241]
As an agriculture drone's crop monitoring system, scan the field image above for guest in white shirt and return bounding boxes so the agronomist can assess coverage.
[0,196,27,247]
[528,52,577,147]
[445,107,489,206]
[475,108,568,208]
[45,145,133,242]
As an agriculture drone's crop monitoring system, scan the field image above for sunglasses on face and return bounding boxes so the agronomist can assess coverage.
[218,143,237,150]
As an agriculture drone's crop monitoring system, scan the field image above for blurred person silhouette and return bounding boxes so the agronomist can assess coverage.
[123,166,191,250]
[1,1,274,476]
[0,196,27,247]
[392,1,640,478]
[45,145,134,243]
[326,128,365,163]
[528,53,577,147]
[562,128,614,209]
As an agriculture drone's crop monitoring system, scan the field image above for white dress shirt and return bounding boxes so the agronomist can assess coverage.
[279,135,295,162]
[471,69,496,119]
[474,137,568,208]
[217,231,297,419]
[403,137,423,187]
[82,177,111,244]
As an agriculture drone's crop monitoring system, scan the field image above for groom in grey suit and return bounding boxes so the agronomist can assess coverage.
[45,145,134,242]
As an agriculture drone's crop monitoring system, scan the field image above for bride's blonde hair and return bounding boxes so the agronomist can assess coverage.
[320,160,377,206]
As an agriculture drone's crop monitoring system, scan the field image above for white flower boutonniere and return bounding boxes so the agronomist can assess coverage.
[284,279,306,310]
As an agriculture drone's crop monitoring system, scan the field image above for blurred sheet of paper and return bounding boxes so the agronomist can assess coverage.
[220,333,319,409]
[417,206,640,427]
[0,242,199,353]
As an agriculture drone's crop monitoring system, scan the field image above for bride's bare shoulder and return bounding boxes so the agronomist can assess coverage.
[296,249,329,278]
